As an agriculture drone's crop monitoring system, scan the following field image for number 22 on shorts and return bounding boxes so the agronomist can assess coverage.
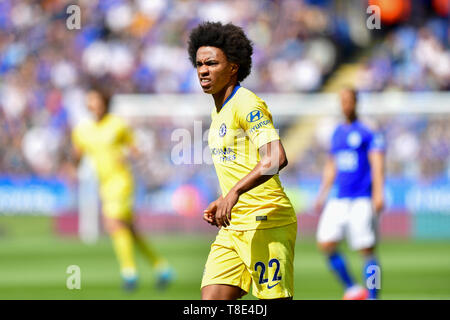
[254,258,282,288]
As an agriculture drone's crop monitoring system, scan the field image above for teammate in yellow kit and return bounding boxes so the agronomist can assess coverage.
[188,22,297,300]
[71,84,173,291]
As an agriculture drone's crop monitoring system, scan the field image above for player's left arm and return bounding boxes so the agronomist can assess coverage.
[369,149,385,215]
[233,139,288,193]
[128,144,141,159]
[211,99,287,227]
[120,121,141,159]
[214,139,288,227]
[120,120,147,168]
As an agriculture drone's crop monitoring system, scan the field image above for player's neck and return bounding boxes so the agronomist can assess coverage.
[95,112,108,123]
[344,114,358,124]
[213,80,238,112]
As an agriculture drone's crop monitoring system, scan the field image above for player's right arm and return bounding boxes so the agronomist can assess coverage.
[64,128,84,183]
[314,155,336,214]
[72,145,83,167]
[70,127,84,168]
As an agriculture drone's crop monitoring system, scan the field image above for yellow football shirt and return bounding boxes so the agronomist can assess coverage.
[208,85,297,230]
[71,113,134,202]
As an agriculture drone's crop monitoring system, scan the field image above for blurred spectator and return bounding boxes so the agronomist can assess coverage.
[356,20,450,91]
[292,114,450,183]
[0,0,342,179]
[0,0,448,185]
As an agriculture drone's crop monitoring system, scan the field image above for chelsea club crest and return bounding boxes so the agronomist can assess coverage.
[219,123,227,137]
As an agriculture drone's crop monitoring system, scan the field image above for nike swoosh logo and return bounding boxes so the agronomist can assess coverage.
[267,282,280,289]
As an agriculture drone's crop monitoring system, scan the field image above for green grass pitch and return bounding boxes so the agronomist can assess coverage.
[0,216,449,300]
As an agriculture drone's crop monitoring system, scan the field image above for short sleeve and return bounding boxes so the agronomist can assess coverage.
[71,126,84,152]
[121,122,135,147]
[368,131,386,153]
[236,99,280,149]
[329,128,339,155]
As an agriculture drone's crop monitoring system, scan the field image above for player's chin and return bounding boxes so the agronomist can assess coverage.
[200,82,215,93]
[201,86,214,94]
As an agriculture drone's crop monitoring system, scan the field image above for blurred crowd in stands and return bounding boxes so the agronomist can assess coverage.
[357,0,449,91]
[290,114,450,183]
[0,0,448,183]
[356,22,450,91]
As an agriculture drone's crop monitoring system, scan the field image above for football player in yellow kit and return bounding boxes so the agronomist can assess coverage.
[71,84,173,291]
[188,22,298,300]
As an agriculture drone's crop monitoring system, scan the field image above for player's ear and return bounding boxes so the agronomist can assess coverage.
[230,62,239,76]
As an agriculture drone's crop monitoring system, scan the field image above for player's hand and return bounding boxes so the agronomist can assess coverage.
[215,190,239,227]
[203,197,221,227]
[372,193,384,216]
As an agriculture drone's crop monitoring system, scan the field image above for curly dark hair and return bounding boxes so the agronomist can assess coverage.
[188,21,253,82]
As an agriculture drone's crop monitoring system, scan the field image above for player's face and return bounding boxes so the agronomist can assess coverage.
[339,90,357,120]
[195,46,237,94]
[86,91,107,120]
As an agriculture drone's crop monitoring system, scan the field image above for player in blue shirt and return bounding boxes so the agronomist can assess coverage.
[314,88,385,300]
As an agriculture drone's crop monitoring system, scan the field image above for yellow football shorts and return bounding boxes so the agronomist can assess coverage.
[100,175,134,222]
[201,222,297,299]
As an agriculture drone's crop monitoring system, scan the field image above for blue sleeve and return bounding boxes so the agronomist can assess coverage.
[329,128,339,155]
[368,131,386,152]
